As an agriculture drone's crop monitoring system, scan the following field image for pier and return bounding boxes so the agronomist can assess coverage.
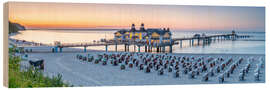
[173,33,250,47]
[52,33,250,53]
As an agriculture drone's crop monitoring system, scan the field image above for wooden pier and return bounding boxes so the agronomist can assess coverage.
[52,33,250,53]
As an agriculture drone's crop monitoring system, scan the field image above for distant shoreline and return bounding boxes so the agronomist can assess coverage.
[8,32,20,37]
[26,28,120,31]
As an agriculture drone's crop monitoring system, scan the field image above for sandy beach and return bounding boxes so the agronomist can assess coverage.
[17,46,265,86]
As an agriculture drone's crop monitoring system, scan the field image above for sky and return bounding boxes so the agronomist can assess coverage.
[8,2,265,32]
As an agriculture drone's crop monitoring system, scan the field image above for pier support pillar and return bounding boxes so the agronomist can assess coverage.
[138,46,141,52]
[55,47,58,53]
[169,45,173,53]
[221,36,223,40]
[127,45,129,52]
[145,45,147,52]
[148,46,151,52]
[150,46,153,52]
[84,46,87,52]
[232,35,236,41]
[162,46,165,53]
[197,39,200,45]
[220,36,222,40]
[59,47,62,53]
[157,47,160,53]
[189,40,191,46]
[202,39,205,46]
[105,45,108,52]
[134,45,136,52]
[180,40,182,48]
[192,39,194,46]
[115,44,118,52]
[52,48,54,53]
[124,44,127,52]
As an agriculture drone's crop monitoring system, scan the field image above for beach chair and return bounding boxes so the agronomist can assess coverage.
[129,62,133,68]
[254,68,260,74]
[209,69,215,77]
[254,73,260,81]
[202,73,209,82]
[113,60,118,66]
[28,59,44,70]
[135,61,139,67]
[226,70,230,78]
[183,68,188,74]
[145,66,151,73]
[102,60,107,65]
[120,64,125,70]
[139,64,144,70]
[88,56,94,62]
[175,70,180,78]
[218,74,225,83]
[191,71,196,79]
[239,73,245,81]
[94,59,99,64]
[158,68,164,75]
[168,66,173,72]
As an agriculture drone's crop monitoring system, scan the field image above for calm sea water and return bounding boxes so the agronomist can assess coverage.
[10,30,265,54]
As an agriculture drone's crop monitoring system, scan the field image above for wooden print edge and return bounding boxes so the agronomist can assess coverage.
[3,2,9,87]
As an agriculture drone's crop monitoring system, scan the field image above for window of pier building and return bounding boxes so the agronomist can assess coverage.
[115,32,122,37]
[163,40,170,43]
[125,36,129,39]
[151,32,160,38]
[134,32,140,40]
[163,32,170,38]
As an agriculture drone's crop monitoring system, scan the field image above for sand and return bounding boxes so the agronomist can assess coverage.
[17,46,265,86]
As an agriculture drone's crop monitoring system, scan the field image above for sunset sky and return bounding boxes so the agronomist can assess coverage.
[8,2,265,31]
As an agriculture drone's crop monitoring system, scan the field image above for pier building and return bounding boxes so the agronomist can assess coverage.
[114,23,172,47]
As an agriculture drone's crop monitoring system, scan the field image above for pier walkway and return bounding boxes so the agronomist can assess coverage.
[13,33,251,53]
[52,33,251,53]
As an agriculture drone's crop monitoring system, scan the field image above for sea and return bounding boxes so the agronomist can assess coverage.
[10,30,265,54]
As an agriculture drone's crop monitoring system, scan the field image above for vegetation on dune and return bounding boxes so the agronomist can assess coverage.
[8,47,72,88]
[9,21,25,34]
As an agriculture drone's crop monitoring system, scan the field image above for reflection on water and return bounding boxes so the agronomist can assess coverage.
[10,30,115,44]
[10,30,265,54]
